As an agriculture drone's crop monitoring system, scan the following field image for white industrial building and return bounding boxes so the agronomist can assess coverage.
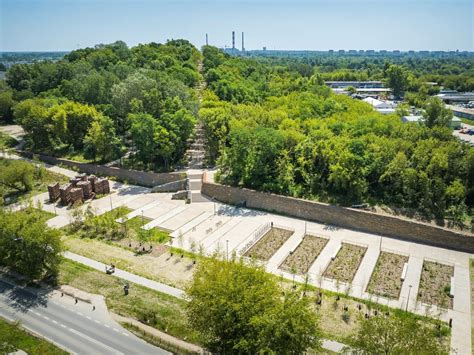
[363,97,397,114]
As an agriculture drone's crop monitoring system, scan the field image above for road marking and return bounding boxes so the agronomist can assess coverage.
[34,311,41,316]
[76,311,83,316]
[68,328,124,354]
[86,316,92,320]
[104,324,110,328]
[43,315,50,320]
[94,319,100,324]
[52,320,58,324]
[60,324,67,328]
[113,328,119,332]
[122,333,129,336]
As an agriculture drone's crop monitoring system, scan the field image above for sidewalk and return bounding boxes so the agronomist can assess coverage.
[64,252,185,299]
[64,251,348,353]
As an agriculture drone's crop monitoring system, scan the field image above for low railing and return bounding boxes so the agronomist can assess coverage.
[238,222,272,256]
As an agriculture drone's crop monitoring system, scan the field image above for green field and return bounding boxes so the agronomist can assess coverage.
[0,318,67,355]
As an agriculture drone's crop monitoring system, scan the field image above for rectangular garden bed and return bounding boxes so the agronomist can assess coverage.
[323,242,367,283]
[244,227,294,261]
[366,252,409,299]
[280,234,329,274]
[418,260,454,309]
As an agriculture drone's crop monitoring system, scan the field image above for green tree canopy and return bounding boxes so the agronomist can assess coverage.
[349,314,449,354]
[185,257,320,353]
[0,208,63,280]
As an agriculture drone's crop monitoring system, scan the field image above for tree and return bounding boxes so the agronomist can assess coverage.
[0,91,15,122]
[83,115,122,162]
[349,314,448,354]
[385,64,409,98]
[0,208,63,280]
[185,257,320,353]
[129,112,157,166]
[423,97,453,128]
[0,159,35,193]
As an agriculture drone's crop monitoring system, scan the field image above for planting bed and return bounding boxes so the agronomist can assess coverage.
[366,252,408,299]
[280,234,329,274]
[244,227,293,261]
[324,243,367,283]
[418,260,454,309]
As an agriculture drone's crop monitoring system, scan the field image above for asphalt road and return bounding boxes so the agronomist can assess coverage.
[0,278,168,354]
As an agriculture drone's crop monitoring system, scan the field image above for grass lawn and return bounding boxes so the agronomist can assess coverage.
[58,258,199,344]
[62,235,194,289]
[0,158,69,205]
[10,207,56,224]
[0,317,67,355]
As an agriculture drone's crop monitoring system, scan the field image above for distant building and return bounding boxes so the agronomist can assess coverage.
[402,115,424,124]
[437,92,474,104]
[401,115,462,129]
[450,117,462,129]
[448,105,474,120]
[325,81,384,89]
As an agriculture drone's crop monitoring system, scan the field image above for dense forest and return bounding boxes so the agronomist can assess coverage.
[200,46,474,226]
[1,42,473,225]
[0,40,201,169]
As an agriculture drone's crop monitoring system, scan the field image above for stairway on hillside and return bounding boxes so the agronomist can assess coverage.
[185,60,209,202]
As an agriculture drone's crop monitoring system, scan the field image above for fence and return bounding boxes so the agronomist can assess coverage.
[238,222,272,256]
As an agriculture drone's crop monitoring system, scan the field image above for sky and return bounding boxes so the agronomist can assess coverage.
[1,0,473,52]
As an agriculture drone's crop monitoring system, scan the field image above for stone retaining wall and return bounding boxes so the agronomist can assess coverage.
[201,181,474,253]
[19,151,185,187]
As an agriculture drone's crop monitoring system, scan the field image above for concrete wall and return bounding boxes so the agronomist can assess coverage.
[151,179,187,193]
[19,151,185,187]
[202,181,474,253]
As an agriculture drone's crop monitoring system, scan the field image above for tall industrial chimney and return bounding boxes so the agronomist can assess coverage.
[241,32,245,52]
[206,33,208,46]
[232,31,235,49]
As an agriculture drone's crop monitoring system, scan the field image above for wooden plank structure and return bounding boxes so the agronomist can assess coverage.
[70,187,84,204]
[59,183,73,205]
[47,182,60,202]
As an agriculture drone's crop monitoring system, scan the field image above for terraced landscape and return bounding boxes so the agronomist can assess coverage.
[418,260,454,309]
[244,227,294,261]
[324,243,367,283]
[366,252,409,299]
[280,234,329,274]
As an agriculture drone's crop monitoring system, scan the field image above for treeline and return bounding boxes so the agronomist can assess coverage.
[201,47,474,226]
[252,54,474,92]
[1,40,201,169]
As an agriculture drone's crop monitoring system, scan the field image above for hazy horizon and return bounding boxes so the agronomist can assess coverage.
[1,0,473,52]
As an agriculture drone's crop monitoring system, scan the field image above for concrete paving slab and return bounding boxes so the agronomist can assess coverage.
[143,206,187,231]
[160,205,212,231]
[143,202,181,220]
[267,231,304,274]
[170,212,213,240]
[351,244,380,298]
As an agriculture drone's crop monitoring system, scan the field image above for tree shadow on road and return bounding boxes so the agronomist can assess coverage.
[0,278,51,313]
